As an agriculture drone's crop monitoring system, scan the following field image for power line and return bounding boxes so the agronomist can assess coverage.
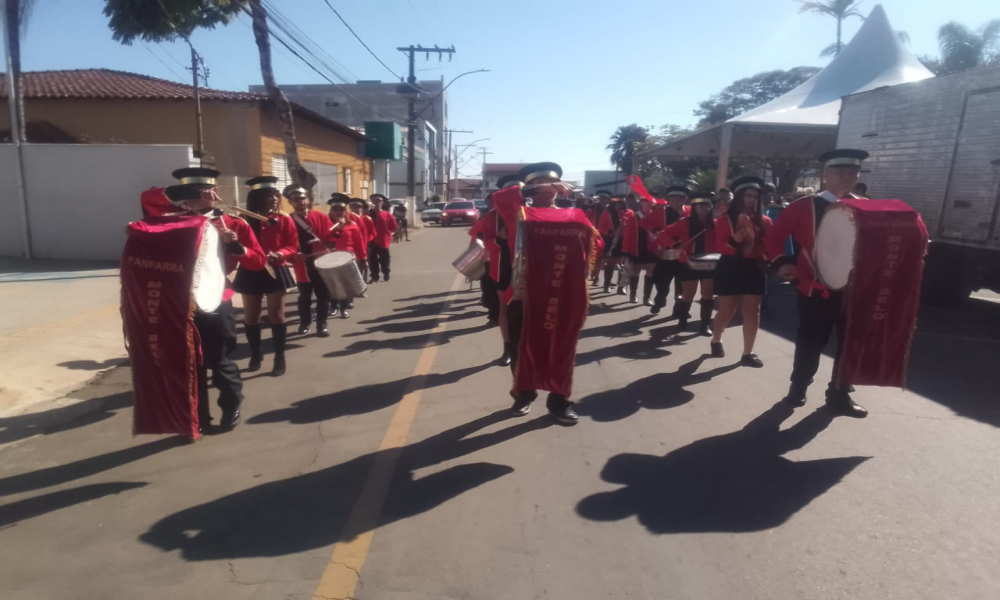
[319,0,402,81]
[261,0,357,83]
[140,41,187,83]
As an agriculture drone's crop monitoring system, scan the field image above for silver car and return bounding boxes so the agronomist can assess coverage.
[421,202,448,224]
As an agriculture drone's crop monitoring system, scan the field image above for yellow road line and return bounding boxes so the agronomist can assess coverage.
[313,272,466,600]
[0,305,120,347]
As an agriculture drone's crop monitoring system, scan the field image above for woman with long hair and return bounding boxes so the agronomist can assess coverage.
[232,177,298,376]
[710,176,772,367]
[659,192,717,335]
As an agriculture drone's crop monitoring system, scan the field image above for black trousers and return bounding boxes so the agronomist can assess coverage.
[507,300,570,408]
[791,291,845,389]
[368,244,391,281]
[651,260,679,308]
[192,300,243,422]
[481,268,500,322]
[297,273,329,327]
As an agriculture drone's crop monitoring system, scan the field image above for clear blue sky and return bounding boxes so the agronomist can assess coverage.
[13,0,989,181]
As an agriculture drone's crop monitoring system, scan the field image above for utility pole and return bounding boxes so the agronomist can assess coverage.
[443,128,472,201]
[186,42,207,164]
[2,0,30,258]
[478,147,493,199]
[397,45,456,205]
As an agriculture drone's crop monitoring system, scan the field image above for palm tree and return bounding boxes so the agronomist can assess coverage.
[103,0,316,189]
[922,20,1000,75]
[3,0,38,143]
[607,124,648,176]
[797,0,864,58]
[687,169,719,193]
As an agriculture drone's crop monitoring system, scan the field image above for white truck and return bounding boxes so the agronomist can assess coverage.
[837,65,1000,305]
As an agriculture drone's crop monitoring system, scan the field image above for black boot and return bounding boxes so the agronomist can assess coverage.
[642,276,654,306]
[628,276,639,304]
[675,300,692,331]
[699,299,714,337]
[602,266,614,293]
[498,342,512,367]
[245,324,262,372]
[270,324,287,377]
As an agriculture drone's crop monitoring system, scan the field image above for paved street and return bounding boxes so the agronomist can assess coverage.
[1,226,998,600]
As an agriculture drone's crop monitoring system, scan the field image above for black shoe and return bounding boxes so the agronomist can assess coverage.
[271,356,286,377]
[550,404,579,425]
[711,342,725,358]
[219,409,241,430]
[346,301,355,310]
[317,325,330,337]
[826,391,868,418]
[643,297,652,307]
[384,274,390,282]
[603,284,612,294]
[783,383,808,407]
[510,397,532,416]
[340,309,350,319]
[498,348,511,367]
[248,355,262,372]
[699,322,713,337]
[297,323,310,336]
[617,285,627,296]
[677,317,689,331]
[741,353,764,368]
[650,304,662,315]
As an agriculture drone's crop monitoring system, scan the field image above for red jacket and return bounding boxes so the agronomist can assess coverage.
[214,214,267,301]
[469,210,501,281]
[330,220,365,257]
[370,210,398,249]
[346,213,371,259]
[660,217,718,264]
[292,210,334,283]
[715,213,771,259]
[250,213,298,264]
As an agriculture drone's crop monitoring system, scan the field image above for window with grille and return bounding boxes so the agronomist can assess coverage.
[344,168,353,194]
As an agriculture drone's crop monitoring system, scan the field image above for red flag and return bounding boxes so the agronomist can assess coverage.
[121,216,204,437]
[625,175,654,202]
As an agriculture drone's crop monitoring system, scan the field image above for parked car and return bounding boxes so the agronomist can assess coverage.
[440,200,479,227]
[420,202,448,224]
[473,199,488,213]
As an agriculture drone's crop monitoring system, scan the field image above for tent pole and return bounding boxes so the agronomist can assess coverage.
[716,123,733,189]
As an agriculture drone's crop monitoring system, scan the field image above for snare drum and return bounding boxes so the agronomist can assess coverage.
[687,253,721,273]
[314,251,367,300]
[452,239,487,280]
[658,248,681,261]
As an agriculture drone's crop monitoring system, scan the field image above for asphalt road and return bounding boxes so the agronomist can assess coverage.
[0,225,997,600]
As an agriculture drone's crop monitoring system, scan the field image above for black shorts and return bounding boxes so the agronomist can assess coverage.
[232,265,295,295]
[679,263,714,282]
[714,255,765,296]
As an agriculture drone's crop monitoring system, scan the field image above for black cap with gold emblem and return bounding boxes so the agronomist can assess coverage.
[496,174,523,190]
[731,176,764,194]
[819,148,869,169]
[328,192,351,206]
[246,175,280,191]
[689,191,714,206]
[518,162,563,184]
[164,167,220,204]
[665,185,690,198]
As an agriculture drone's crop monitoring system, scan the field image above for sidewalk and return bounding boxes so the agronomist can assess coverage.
[0,258,126,419]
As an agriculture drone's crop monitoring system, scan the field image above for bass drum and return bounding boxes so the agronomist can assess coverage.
[314,251,367,300]
[814,203,858,291]
[192,219,225,313]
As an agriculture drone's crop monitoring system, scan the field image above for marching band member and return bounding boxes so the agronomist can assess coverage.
[494,162,603,425]
[346,197,374,283]
[710,176,771,368]
[765,149,872,418]
[288,185,333,337]
[367,194,398,283]
[493,173,523,366]
[165,168,266,431]
[658,192,717,335]
[232,176,298,377]
[650,186,688,314]
[599,196,631,294]
[622,196,661,305]
[468,192,501,326]
[327,199,366,319]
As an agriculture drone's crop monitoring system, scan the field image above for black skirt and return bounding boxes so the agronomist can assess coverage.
[714,254,765,296]
[232,265,296,295]
[679,263,715,282]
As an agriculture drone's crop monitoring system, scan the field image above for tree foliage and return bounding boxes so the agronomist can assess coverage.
[693,67,820,127]
[920,19,1000,75]
[796,0,864,58]
[103,0,242,43]
[606,124,649,176]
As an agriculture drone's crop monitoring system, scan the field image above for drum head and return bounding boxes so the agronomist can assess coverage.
[192,221,225,312]
[690,253,721,262]
[314,251,355,269]
[815,203,857,291]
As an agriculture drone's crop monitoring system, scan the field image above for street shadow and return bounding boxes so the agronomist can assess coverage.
[0,257,118,275]
[575,356,741,423]
[575,338,673,367]
[393,289,478,303]
[249,362,494,425]
[0,437,184,497]
[0,482,148,528]
[357,298,482,326]
[588,302,644,317]
[322,323,492,358]
[141,411,552,560]
[341,311,484,338]
[760,284,1000,427]
[577,402,869,533]
[580,314,656,340]
[56,358,128,371]
[0,391,132,446]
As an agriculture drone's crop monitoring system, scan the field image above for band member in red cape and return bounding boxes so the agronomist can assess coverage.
[765,149,878,418]
[327,199,366,319]
[649,186,688,314]
[367,193,398,283]
[347,198,374,282]
[140,187,174,217]
[287,185,333,337]
[622,196,661,305]
[468,192,501,326]
[492,173,524,366]
[710,176,772,367]
[163,168,266,431]
[599,195,631,294]
[232,176,298,377]
[493,162,603,424]
[658,192,718,335]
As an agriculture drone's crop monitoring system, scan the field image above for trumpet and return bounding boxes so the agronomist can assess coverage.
[214,203,269,222]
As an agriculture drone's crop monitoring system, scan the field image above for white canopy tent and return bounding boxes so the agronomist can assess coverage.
[639,4,934,186]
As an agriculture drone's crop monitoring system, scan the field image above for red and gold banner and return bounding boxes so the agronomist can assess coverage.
[516,216,595,396]
[836,199,928,388]
[121,216,203,437]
